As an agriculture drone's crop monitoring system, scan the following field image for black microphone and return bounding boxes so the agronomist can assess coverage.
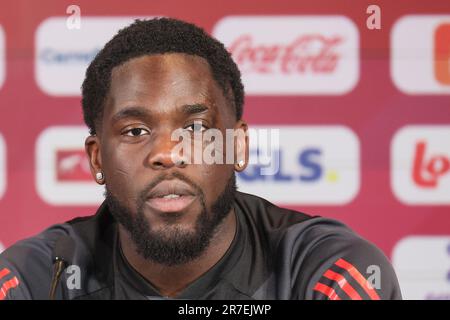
[49,236,75,300]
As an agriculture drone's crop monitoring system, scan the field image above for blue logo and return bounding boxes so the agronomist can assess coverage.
[39,48,99,65]
[238,148,323,182]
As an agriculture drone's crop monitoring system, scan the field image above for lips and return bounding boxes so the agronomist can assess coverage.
[145,180,197,213]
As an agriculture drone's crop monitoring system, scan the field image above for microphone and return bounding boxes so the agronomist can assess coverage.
[49,236,75,300]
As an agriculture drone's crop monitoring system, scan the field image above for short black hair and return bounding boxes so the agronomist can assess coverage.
[81,17,244,135]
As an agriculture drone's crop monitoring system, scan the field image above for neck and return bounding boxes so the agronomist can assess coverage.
[118,208,237,298]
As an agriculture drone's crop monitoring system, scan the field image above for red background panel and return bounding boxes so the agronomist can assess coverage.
[0,0,448,278]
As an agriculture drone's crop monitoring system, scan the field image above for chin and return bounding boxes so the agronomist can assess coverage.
[145,209,199,230]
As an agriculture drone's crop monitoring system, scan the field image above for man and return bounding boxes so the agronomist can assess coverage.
[0,18,402,300]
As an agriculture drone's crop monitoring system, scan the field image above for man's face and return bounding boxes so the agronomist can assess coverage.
[86,53,247,265]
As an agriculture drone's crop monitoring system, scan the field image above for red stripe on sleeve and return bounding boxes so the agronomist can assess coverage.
[334,258,380,300]
[0,268,10,280]
[313,282,342,300]
[323,269,363,300]
[0,276,20,300]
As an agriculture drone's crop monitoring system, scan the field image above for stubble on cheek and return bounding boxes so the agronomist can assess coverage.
[201,163,234,198]
[105,165,142,212]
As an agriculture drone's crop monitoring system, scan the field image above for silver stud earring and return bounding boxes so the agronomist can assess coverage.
[237,160,245,168]
[95,172,104,181]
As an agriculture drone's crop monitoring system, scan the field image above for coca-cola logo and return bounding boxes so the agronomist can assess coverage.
[228,34,342,74]
[213,16,359,94]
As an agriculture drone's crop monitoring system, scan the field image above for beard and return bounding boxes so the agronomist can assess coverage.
[105,171,237,267]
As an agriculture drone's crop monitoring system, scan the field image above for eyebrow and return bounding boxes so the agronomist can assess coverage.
[111,103,210,123]
[111,106,151,123]
[180,103,209,115]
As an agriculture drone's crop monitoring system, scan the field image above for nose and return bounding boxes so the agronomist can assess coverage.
[147,130,187,170]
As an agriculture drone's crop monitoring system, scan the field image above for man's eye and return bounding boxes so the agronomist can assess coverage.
[124,128,150,137]
[185,123,207,132]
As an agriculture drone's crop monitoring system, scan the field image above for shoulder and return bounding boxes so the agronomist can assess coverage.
[0,213,99,300]
[0,223,73,299]
[278,217,402,300]
[234,191,314,229]
[233,193,401,300]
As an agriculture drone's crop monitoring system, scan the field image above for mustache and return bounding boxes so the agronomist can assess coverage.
[137,171,204,204]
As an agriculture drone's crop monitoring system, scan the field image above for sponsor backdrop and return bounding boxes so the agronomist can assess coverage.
[0,0,448,299]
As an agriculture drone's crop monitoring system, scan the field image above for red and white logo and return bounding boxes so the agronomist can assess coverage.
[391,126,450,205]
[213,16,359,95]
[412,141,450,188]
[36,126,103,205]
[0,133,5,200]
[391,15,450,94]
[56,150,92,182]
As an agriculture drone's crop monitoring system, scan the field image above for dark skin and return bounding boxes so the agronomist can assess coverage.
[85,53,249,297]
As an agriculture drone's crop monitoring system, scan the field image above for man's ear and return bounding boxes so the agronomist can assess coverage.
[234,120,249,172]
[85,135,104,185]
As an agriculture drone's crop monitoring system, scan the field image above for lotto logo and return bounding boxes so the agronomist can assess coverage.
[413,141,450,188]
[391,125,450,205]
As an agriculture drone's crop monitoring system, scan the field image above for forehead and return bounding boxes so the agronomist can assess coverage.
[106,53,224,112]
